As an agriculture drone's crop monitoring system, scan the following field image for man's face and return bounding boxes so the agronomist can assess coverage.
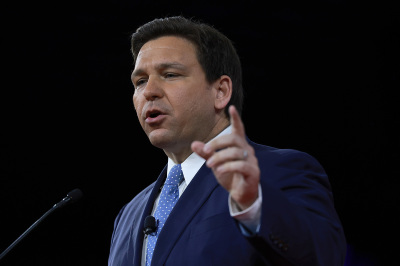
[131,36,218,155]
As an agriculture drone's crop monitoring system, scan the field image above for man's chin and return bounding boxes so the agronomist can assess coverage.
[147,130,172,149]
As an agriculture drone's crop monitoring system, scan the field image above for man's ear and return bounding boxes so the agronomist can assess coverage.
[214,75,232,111]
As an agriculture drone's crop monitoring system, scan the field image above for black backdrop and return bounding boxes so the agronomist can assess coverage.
[2,1,399,265]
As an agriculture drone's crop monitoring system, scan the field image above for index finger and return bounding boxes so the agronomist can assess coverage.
[229,105,245,137]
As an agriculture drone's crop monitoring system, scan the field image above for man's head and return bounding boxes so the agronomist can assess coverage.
[131,16,244,117]
[130,16,243,162]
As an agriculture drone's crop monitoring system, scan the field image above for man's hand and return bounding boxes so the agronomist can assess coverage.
[191,105,260,210]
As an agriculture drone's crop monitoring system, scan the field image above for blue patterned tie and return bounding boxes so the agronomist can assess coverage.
[146,164,184,266]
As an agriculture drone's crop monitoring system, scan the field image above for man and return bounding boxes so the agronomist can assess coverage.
[108,16,346,265]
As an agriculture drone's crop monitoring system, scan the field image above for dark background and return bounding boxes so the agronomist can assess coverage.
[2,0,399,265]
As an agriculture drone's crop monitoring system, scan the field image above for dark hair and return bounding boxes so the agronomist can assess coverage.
[131,16,244,117]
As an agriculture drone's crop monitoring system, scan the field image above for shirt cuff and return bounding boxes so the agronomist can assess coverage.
[228,184,262,235]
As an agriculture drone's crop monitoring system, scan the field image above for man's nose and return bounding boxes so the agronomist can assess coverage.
[143,76,163,100]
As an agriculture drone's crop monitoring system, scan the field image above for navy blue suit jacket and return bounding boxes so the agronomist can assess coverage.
[108,140,346,265]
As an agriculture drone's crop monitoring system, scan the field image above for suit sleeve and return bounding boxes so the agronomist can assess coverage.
[246,149,346,265]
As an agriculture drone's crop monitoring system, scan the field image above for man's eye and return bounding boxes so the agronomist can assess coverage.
[135,79,147,87]
[165,73,179,78]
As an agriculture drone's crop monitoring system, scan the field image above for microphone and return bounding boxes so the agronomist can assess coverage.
[143,215,157,235]
[0,188,83,260]
[53,188,83,209]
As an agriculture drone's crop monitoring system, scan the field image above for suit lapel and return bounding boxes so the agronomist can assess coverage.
[151,164,218,265]
[133,165,168,266]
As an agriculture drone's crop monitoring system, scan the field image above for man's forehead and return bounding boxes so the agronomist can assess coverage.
[138,44,181,54]
[134,38,197,70]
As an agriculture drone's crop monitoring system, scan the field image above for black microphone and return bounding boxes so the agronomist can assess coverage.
[143,215,157,235]
[0,188,83,260]
[53,188,83,209]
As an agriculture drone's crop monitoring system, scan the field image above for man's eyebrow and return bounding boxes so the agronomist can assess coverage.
[131,62,187,79]
[157,62,187,70]
[131,69,145,80]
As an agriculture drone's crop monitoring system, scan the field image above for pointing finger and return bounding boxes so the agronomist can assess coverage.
[229,105,245,137]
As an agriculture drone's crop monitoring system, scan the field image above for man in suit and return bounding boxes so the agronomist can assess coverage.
[108,16,346,265]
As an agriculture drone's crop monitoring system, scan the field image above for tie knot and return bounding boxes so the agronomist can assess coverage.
[165,164,184,186]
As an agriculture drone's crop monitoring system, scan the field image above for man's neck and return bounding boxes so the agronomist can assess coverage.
[165,118,230,164]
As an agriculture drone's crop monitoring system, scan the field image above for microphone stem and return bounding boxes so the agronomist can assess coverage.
[0,205,57,260]
[0,189,82,260]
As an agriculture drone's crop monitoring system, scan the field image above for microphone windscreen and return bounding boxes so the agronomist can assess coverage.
[144,216,157,231]
[67,188,83,203]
